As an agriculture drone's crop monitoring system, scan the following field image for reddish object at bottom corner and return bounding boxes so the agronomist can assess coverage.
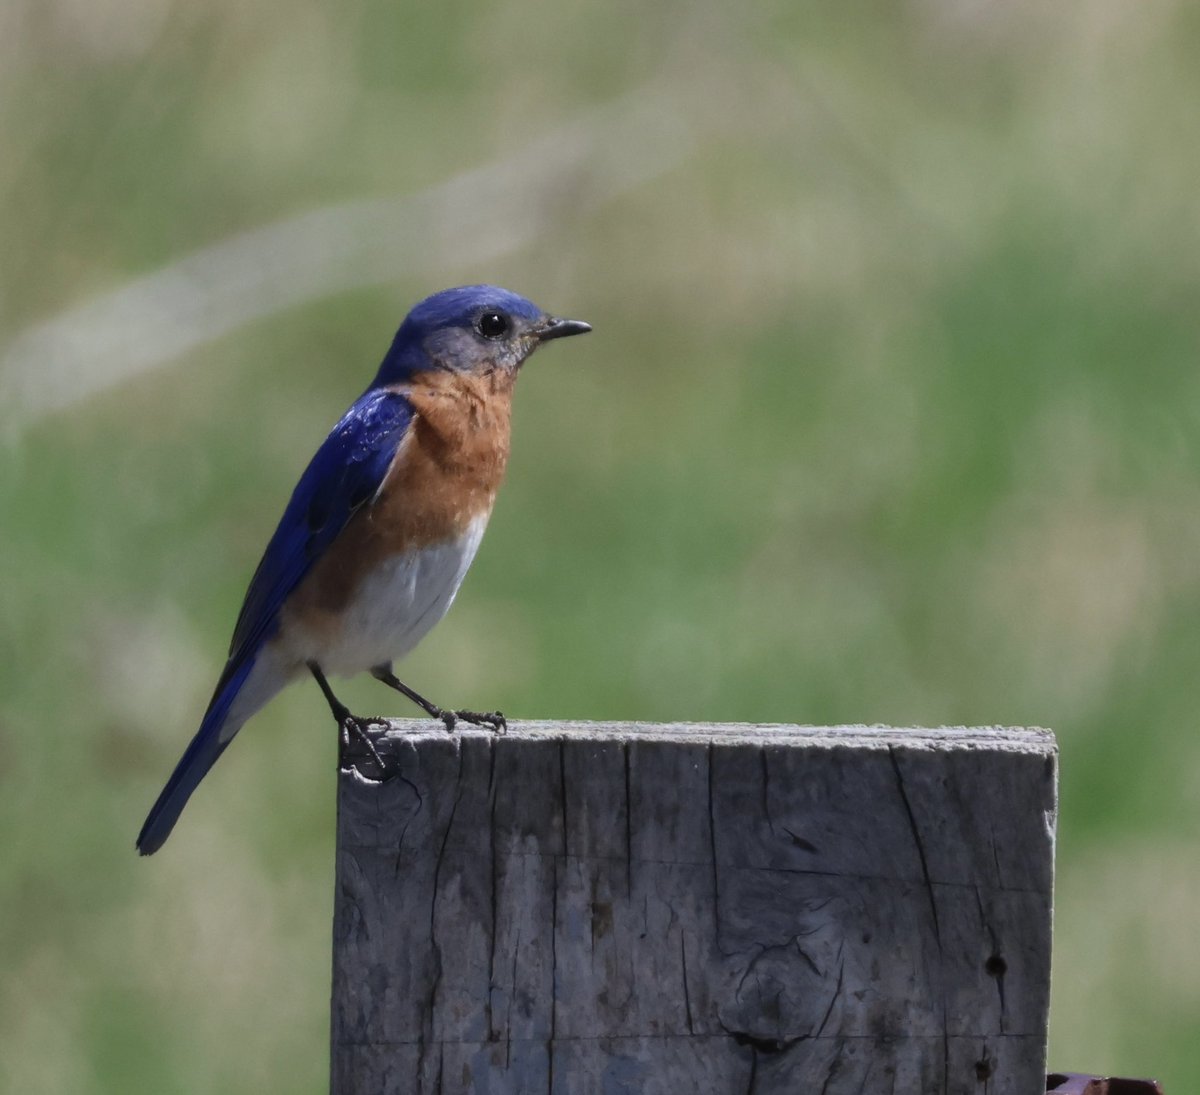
[1047,1072,1164,1094]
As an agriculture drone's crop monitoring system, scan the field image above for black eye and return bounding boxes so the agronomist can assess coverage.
[477,311,510,339]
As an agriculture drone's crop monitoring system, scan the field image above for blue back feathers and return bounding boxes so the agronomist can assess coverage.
[136,387,412,854]
[226,388,414,665]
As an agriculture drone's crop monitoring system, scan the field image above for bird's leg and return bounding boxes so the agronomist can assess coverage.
[308,662,389,777]
[370,665,507,734]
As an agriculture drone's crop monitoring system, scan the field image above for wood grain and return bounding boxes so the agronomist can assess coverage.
[330,722,1056,1094]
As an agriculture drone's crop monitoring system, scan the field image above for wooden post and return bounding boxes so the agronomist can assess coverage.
[330,722,1056,1094]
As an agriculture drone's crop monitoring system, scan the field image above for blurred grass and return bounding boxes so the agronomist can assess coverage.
[4,0,1200,1090]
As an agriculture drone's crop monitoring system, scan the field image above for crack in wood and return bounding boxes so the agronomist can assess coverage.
[887,745,951,1093]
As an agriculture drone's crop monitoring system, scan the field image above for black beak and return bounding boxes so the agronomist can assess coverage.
[537,316,592,342]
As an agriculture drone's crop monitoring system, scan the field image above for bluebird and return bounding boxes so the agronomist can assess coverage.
[136,285,590,855]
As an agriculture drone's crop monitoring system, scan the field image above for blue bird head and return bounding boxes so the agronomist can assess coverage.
[374,285,590,386]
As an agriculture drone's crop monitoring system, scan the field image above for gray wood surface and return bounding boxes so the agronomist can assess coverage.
[330,722,1056,1094]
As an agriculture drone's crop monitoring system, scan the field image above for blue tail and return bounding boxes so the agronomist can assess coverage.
[136,657,257,855]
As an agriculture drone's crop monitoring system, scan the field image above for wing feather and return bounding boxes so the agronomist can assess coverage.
[226,386,414,673]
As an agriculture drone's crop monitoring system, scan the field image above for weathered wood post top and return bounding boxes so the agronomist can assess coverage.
[331,721,1056,1095]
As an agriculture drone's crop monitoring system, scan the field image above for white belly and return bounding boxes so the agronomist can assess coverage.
[291,514,489,676]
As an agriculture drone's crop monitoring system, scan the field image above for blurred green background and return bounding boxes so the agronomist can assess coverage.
[3,0,1199,1090]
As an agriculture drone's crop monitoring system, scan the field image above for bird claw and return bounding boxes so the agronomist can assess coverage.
[426,706,506,734]
[338,714,391,780]
[452,709,507,734]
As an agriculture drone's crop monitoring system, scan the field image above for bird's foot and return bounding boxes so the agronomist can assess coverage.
[367,666,506,734]
[444,708,507,734]
[337,714,391,780]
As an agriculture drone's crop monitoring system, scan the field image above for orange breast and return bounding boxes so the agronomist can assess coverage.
[284,369,515,624]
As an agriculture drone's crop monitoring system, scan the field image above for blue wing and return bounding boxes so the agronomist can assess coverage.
[136,386,414,855]
[226,385,415,669]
